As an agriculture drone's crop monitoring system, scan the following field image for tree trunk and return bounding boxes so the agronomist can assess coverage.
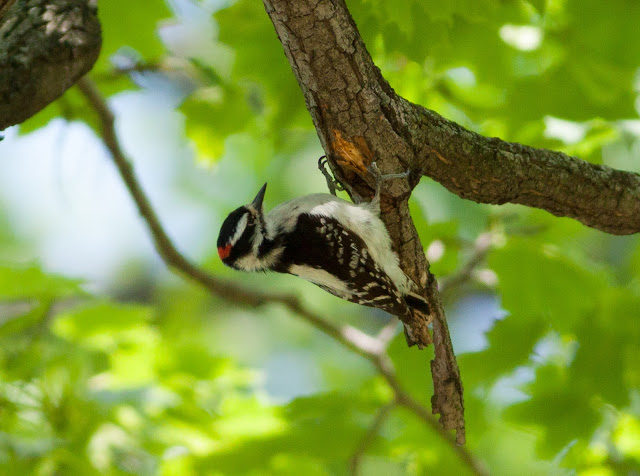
[0,0,101,130]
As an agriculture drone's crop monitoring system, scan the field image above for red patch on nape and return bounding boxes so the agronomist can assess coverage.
[218,244,232,260]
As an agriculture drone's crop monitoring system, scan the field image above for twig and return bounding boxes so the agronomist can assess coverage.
[397,392,489,475]
[91,61,165,82]
[349,400,396,475]
[76,76,488,476]
[376,319,400,346]
[439,233,493,295]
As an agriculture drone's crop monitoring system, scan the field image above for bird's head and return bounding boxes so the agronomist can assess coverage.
[217,183,268,270]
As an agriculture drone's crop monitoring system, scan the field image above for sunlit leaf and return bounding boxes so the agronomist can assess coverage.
[52,301,152,340]
[458,315,546,387]
[505,363,601,456]
[0,265,83,301]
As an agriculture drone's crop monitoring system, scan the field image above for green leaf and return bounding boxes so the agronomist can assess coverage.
[197,392,373,474]
[458,315,547,387]
[387,333,434,400]
[503,314,632,454]
[505,363,601,456]
[216,0,308,129]
[0,302,49,337]
[0,265,83,301]
[180,87,255,163]
[409,197,461,277]
[527,0,546,14]
[52,301,152,339]
[569,321,628,407]
[597,287,640,335]
[489,238,605,333]
[96,0,171,73]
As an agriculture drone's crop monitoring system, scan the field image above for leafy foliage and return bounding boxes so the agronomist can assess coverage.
[2,0,640,474]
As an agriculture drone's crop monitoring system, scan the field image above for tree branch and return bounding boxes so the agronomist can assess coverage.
[439,232,494,296]
[0,0,101,130]
[76,76,487,475]
[263,0,465,442]
[412,110,640,235]
[260,0,640,443]
[349,401,396,475]
[264,0,640,236]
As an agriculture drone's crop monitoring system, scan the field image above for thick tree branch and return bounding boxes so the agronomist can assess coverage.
[76,76,487,475]
[0,0,101,130]
[260,0,640,443]
[263,0,465,442]
[264,0,640,236]
[413,111,640,235]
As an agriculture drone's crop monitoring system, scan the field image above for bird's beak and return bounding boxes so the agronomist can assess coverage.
[251,183,267,210]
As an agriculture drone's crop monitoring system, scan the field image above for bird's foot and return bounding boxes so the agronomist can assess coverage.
[318,156,347,197]
[368,161,410,209]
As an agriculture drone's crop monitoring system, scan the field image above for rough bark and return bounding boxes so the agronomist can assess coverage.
[411,107,640,235]
[263,0,465,442]
[0,0,17,20]
[0,0,101,130]
[261,0,640,442]
[260,0,640,231]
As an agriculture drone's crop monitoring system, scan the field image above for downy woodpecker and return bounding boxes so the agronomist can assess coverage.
[217,166,430,345]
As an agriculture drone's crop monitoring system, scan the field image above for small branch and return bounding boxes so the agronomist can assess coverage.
[111,62,163,76]
[371,353,486,474]
[76,76,387,361]
[439,232,493,296]
[77,76,487,475]
[349,401,396,475]
[397,393,489,475]
[91,61,168,82]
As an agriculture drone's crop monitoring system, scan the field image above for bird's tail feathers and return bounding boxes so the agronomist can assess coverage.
[404,291,430,315]
[401,292,433,349]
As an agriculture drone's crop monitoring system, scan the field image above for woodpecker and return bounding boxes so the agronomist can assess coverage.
[217,165,431,346]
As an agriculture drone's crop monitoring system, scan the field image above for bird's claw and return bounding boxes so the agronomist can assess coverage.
[368,161,411,202]
[318,156,347,196]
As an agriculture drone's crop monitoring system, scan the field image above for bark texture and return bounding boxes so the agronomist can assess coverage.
[0,0,101,130]
[0,0,17,20]
[263,0,465,442]
[261,0,640,442]
[260,0,640,231]
[412,108,640,235]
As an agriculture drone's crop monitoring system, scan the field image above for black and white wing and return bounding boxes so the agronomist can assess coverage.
[277,213,412,318]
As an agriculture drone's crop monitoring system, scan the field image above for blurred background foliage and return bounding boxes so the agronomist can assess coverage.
[1,0,640,474]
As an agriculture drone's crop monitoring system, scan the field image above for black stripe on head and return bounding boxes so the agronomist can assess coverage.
[218,205,260,267]
[217,206,250,248]
[226,222,257,266]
